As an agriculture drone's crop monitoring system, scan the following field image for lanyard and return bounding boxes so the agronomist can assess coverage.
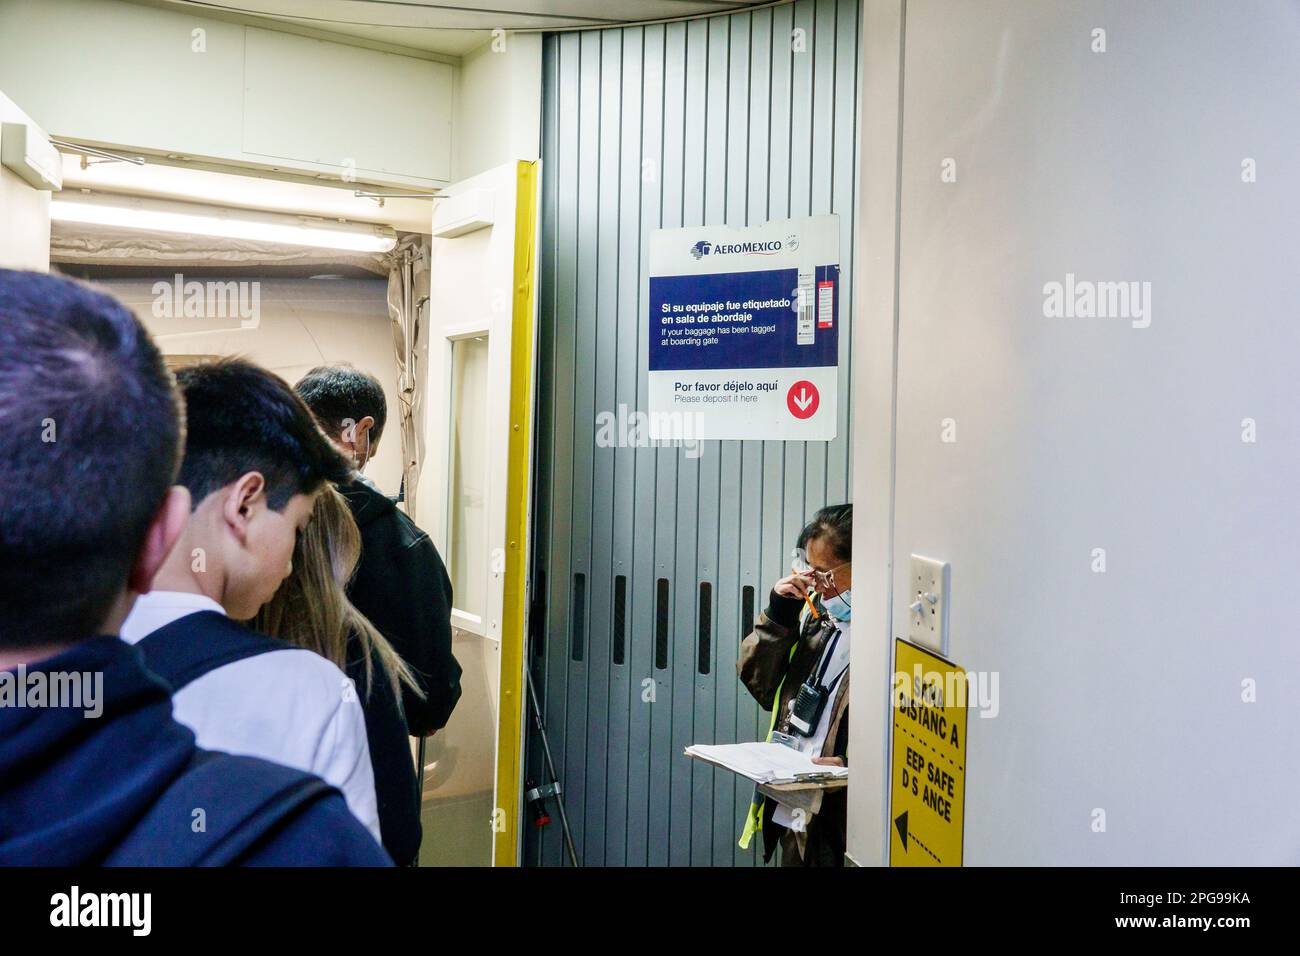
[824,658,849,694]
[812,624,843,689]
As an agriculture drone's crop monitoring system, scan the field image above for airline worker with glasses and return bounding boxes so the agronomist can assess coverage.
[737,503,853,867]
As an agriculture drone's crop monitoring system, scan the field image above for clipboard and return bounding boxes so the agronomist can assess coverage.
[756,776,847,814]
[684,743,848,787]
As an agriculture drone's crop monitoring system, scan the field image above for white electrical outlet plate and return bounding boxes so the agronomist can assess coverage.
[907,554,950,655]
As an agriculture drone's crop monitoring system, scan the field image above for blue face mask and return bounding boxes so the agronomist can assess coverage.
[822,590,852,622]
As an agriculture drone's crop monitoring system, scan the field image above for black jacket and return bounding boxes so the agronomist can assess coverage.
[347,634,421,866]
[341,480,462,736]
[0,636,391,866]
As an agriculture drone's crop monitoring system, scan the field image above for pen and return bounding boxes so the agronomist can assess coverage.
[804,592,820,620]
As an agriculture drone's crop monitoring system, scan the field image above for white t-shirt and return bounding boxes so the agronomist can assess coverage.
[120,590,381,844]
[773,618,850,829]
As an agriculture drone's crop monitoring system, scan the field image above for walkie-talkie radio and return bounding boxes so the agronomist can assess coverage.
[787,617,843,737]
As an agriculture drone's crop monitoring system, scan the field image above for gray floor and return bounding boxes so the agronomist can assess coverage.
[418,791,496,867]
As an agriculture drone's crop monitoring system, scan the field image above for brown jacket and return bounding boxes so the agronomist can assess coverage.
[737,590,849,866]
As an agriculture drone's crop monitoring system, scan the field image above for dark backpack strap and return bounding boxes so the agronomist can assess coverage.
[135,611,284,692]
[104,750,336,866]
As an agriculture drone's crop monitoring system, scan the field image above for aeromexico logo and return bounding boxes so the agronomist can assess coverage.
[690,234,797,260]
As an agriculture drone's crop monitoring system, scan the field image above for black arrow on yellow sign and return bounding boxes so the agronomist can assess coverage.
[894,810,940,862]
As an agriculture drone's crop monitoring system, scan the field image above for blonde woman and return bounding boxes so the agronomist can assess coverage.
[256,486,425,865]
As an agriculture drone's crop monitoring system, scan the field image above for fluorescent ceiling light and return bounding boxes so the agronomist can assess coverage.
[58,154,433,233]
[50,192,397,253]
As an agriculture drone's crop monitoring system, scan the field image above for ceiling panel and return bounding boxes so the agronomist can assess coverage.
[149,0,774,55]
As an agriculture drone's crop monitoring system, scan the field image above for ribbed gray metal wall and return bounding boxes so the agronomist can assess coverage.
[528,0,860,867]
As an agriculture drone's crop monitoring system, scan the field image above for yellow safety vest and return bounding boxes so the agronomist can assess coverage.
[738,642,799,850]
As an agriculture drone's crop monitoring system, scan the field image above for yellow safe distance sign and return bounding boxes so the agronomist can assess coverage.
[889,639,967,867]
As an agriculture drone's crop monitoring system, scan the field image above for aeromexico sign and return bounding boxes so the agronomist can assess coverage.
[689,238,787,259]
[648,215,840,442]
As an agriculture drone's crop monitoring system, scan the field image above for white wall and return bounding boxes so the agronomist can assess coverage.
[850,0,1300,865]
[452,36,542,181]
[0,0,453,187]
[845,0,905,868]
[95,276,404,495]
[0,91,51,270]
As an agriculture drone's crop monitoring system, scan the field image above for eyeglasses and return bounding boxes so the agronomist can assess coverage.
[790,548,850,592]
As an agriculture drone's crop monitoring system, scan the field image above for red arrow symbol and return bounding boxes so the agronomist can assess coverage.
[786,380,819,419]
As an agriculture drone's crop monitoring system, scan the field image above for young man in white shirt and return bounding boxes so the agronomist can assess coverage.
[119,358,382,846]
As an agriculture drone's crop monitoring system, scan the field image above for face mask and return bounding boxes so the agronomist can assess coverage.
[822,589,852,622]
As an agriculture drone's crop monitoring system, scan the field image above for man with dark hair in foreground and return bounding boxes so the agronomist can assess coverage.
[0,269,388,865]
[119,358,383,842]
[295,364,461,737]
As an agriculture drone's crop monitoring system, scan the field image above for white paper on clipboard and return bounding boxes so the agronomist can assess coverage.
[685,741,848,785]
